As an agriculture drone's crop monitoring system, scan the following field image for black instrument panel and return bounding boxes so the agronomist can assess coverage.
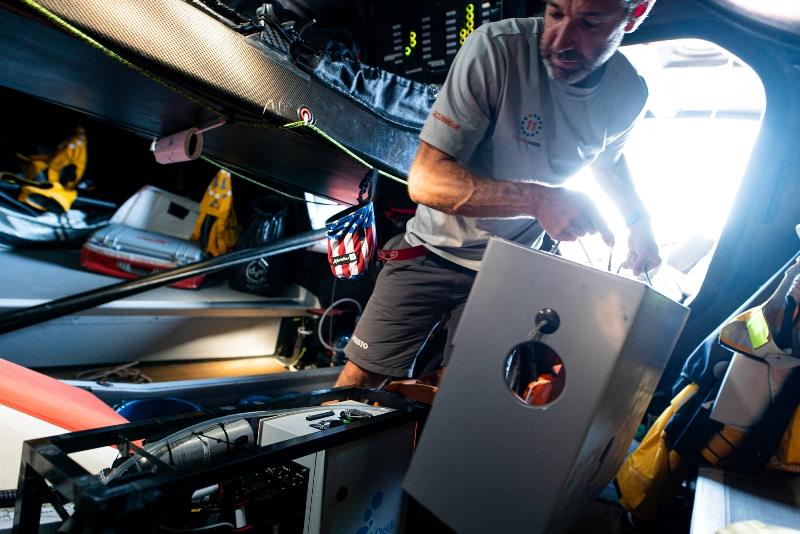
[364,0,541,83]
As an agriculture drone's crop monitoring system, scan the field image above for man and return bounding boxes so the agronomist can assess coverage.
[337,0,661,387]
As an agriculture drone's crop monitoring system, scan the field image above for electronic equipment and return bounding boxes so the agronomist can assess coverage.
[363,0,541,82]
[258,402,415,533]
[12,389,426,534]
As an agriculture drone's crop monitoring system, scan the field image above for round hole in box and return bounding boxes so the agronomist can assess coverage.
[503,340,566,407]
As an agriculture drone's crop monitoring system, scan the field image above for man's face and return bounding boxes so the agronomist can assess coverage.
[540,0,630,85]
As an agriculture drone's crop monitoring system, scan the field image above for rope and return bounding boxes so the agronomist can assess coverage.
[200,155,343,206]
[284,121,407,186]
[74,361,152,383]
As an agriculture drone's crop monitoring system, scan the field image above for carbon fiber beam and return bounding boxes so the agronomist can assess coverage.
[0,0,418,203]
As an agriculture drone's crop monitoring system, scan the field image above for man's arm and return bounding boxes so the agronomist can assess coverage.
[591,154,661,275]
[408,141,615,245]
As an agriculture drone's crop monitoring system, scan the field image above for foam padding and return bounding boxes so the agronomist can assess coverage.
[0,359,127,431]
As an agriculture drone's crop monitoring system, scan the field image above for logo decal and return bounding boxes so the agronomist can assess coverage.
[432,111,461,131]
[332,252,358,266]
[356,491,395,534]
[519,113,543,138]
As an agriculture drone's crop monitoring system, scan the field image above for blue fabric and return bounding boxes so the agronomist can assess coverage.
[325,201,374,241]
[312,44,438,131]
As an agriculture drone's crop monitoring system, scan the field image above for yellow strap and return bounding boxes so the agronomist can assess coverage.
[19,183,78,212]
[745,309,770,349]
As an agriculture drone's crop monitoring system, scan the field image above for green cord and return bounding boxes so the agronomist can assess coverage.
[286,122,407,186]
[19,0,236,120]
[200,155,339,205]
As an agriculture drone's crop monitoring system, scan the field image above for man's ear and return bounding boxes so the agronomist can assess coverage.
[624,0,655,33]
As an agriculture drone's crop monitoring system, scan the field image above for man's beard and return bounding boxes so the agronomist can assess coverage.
[541,49,595,85]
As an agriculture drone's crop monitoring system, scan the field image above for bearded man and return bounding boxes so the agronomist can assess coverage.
[337,0,661,387]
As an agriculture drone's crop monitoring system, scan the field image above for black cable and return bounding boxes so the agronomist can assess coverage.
[190,431,230,447]
[0,228,325,335]
[0,189,39,216]
[329,277,337,352]
[218,423,231,454]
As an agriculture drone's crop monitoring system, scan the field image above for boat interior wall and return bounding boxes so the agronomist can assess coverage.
[708,0,800,40]
[623,0,800,394]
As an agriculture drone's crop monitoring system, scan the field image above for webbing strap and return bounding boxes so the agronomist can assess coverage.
[377,245,427,262]
[745,309,770,350]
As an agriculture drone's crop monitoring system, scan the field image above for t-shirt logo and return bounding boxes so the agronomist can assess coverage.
[520,113,543,138]
[432,110,461,131]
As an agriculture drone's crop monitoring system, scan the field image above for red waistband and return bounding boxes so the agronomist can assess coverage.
[377,245,427,262]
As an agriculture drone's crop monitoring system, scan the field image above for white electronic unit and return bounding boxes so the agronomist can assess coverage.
[258,401,414,534]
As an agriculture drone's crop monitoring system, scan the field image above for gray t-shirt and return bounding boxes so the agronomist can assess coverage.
[405,17,648,269]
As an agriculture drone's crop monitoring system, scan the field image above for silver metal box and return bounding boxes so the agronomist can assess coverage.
[404,238,690,534]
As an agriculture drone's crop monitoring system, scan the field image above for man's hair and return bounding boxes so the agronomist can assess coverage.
[620,0,639,14]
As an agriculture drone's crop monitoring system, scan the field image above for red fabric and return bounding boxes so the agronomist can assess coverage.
[377,245,427,262]
[523,363,564,406]
[327,218,375,279]
[80,246,204,289]
[0,359,128,431]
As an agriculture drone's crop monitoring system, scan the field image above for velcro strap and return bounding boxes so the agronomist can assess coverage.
[377,245,427,262]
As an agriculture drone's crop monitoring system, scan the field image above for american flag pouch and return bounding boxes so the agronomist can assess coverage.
[325,169,378,279]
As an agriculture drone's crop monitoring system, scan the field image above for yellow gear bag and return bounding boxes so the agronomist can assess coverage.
[616,383,699,520]
[192,169,240,256]
[16,127,88,213]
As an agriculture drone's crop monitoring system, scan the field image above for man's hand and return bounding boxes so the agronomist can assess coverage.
[534,185,615,247]
[624,220,661,276]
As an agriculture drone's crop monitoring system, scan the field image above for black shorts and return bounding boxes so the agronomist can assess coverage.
[343,234,476,378]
